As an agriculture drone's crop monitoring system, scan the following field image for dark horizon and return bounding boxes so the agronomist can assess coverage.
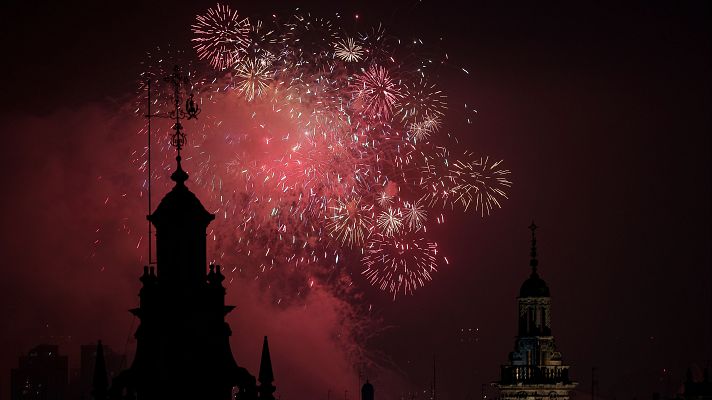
[0,1,710,400]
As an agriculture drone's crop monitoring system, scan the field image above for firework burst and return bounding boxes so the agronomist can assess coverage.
[233,58,273,101]
[403,198,427,232]
[376,208,403,237]
[192,3,250,70]
[334,37,365,62]
[327,197,374,248]
[397,78,447,123]
[423,151,512,216]
[421,113,442,132]
[352,65,402,120]
[407,121,431,143]
[362,234,440,300]
[376,191,394,207]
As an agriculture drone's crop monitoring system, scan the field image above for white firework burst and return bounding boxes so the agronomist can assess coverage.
[334,37,364,62]
[408,121,431,143]
[404,199,427,232]
[233,58,273,101]
[376,191,394,207]
[377,208,403,237]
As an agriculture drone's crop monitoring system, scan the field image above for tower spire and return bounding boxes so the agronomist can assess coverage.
[528,221,538,275]
[258,336,276,400]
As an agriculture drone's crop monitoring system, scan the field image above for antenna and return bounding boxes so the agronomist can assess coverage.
[357,365,363,399]
[432,355,437,400]
[145,79,154,265]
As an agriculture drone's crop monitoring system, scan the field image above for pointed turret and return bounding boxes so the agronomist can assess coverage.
[91,341,108,400]
[258,336,276,400]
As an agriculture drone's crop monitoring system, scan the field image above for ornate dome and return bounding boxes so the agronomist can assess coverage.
[147,157,214,229]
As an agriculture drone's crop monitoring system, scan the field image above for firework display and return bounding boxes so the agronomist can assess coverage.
[136,4,512,300]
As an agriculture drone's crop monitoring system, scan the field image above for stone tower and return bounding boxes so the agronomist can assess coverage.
[495,223,577,400]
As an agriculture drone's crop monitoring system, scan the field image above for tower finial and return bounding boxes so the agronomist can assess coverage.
[529,221,538,275]
[170,155,189,185]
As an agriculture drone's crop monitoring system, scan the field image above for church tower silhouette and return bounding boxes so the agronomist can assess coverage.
[108,156,257,400]
[494,223,578,400]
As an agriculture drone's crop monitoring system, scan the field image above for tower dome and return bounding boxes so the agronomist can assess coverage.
[519,272,550,297]
[147,156,214,230]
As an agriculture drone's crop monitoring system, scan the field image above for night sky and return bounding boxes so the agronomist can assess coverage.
[1,2,710,400]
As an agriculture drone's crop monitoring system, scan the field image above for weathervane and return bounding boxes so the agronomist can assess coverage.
[144,64,202,265]
[164,64,201,156]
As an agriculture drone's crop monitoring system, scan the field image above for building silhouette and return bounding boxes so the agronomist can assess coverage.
[10,344,68,400]
[105,156,266,400]
[679,367,712,400]
[92,341,108,400]
[494,223,577,400]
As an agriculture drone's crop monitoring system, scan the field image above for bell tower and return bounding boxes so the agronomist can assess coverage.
[495,223,577,400]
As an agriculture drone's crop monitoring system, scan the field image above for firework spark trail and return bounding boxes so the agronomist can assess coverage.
[128,6,513,300]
